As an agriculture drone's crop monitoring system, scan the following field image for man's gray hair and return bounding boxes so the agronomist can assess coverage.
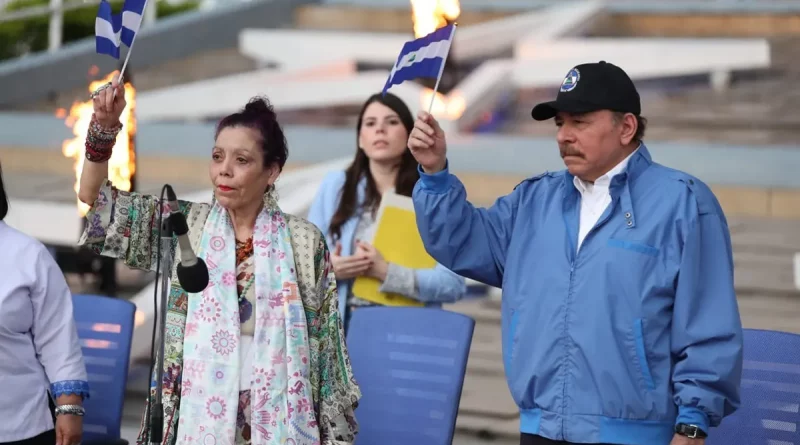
[612,112,647,143]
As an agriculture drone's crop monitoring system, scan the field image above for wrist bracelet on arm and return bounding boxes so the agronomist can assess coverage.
[85,141,113,162]
[90,113,123,136]
[85,113,122,163]
[54,404,85,417]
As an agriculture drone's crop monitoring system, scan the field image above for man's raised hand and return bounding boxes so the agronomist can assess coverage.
[408,111,448,174]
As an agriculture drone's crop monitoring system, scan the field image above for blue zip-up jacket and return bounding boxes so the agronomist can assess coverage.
[411,145,743,444]
[308,170,466,320]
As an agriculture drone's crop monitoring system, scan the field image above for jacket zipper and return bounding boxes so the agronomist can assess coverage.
[561,261,576,423]
[560,196,619,438]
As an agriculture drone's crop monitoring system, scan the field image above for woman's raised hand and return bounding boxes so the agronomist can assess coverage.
[92,72,126,128]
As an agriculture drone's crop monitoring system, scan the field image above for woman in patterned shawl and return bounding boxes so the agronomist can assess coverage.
[76,75,361,445]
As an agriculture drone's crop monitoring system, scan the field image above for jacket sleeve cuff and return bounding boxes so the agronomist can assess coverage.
[676,406,710,433]
[378,262,417,298]
[416,161,452,194]
[51,380,91,400]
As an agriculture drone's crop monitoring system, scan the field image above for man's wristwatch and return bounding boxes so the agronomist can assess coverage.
[674,423,708,439]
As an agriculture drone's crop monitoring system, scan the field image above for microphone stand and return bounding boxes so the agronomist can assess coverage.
[149,214,174,444]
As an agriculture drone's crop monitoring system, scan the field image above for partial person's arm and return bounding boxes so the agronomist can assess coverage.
[77,116,121,206]
[376,263,465,304]
[78,177,192,272]
[77,118,193,272]
[412,162,520,288]
[30,246,90,402]
[310,236,361,445]
[78,76,125,207]
[76,73,193,272]
[358,209,466,303]
[671,197,743,435]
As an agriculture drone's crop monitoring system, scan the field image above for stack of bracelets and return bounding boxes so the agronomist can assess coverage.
[86,113,123,163]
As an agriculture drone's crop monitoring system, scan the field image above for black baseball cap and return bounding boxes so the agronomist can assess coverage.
[531,61,641,121]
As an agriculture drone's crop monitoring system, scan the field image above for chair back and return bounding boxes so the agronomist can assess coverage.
[707,328,800,445]
[346,307,475,445]
[71,294,136,441]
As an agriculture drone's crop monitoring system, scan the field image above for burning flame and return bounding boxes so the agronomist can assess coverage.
[58,71,136,216]
[410,0,460,38]
[410,0,462,120]
[421,89,466,120]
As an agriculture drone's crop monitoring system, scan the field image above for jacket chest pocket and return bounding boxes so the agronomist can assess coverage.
[601,238,673,302]
[607,239,660,257]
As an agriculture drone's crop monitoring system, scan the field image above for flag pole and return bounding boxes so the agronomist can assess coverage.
[427,23,457,114]
[118,0,150,84]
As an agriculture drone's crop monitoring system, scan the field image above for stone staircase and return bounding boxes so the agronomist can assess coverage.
[510,38,800,146]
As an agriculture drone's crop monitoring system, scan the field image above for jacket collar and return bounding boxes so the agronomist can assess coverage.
[563,143,653,229]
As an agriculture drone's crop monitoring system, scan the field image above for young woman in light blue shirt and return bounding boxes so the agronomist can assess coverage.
[308,92,466,328]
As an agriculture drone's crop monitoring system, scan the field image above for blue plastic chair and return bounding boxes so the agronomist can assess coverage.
[706,328,800,445]
[346,307,476,445]
[71,294,136,445]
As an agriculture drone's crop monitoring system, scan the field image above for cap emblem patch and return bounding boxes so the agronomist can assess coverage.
[560,68,580,93]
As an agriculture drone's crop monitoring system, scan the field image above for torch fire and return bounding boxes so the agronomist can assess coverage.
[421,90,466,120]
[410,0,463,120]
[410,0,460,38]
[58,71,137,216]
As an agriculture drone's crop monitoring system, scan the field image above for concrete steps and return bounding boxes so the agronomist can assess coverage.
[509,38,800,146]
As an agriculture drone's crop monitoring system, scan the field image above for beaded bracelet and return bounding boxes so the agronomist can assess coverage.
[86,131,115,146]
[85,139,113,162]
[86,145,112,162]
[90,113,123,136]
[85,113,122,163]
[54,404,85,417]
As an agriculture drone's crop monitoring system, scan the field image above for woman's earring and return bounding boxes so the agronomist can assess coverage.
[264,184,279,209]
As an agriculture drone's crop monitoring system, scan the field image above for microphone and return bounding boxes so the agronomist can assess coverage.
[164,185,209,293]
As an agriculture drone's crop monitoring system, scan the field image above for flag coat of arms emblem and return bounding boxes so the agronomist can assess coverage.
[560,68,580,92]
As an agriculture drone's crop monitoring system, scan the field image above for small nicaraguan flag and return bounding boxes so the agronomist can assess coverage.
[95,0,146,59]
[382,24,456,95]
[95,1,121,58]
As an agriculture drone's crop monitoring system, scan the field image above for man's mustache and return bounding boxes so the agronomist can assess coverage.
[560,146,584,158]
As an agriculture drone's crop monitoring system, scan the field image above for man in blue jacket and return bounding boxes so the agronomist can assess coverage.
[407,61,743,445]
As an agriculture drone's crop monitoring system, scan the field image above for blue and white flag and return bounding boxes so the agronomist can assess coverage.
[95,0,146,59]
[382,24,456,96]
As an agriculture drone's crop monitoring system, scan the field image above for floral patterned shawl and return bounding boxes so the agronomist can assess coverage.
[78,181,361,445]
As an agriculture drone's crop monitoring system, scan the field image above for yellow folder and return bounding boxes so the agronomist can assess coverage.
[352,192,436,306]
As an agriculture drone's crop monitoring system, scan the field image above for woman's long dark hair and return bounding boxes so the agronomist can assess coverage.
[0,160,8,221]
[328,92,418,241]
